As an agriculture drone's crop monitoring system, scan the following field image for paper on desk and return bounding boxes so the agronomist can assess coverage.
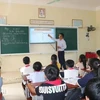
[27,72,45,83]
[63,78,80,85]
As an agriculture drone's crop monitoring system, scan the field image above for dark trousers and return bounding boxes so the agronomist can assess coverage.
[58,51,66,69]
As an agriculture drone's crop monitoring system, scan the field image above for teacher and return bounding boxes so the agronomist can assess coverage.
[48,33,67,69]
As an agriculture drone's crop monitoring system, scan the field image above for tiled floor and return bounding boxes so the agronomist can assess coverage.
[2,83,26,100]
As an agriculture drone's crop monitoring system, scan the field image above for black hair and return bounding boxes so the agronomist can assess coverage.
[51,54,57,66]
[33,61,42,71]
[79,54,87,69]
[44,64,59,81]
[88,58,100,77]
[85,78,100,100]
[59,33,64,38]
[23,56,30,64]
[65,59,74,68]
[96,50,100,56]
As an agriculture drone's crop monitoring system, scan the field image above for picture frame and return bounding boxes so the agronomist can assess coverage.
[72,19,83,28]
[0,16,7,24]
[38,8,46,18]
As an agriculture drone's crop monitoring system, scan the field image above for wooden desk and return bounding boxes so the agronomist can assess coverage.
[67,83,78,89]
[81,69,91,73]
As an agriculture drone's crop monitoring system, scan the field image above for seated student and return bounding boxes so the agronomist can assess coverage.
[27,61,45,83]
[26,61,44,100]
[96,50,100,60]
[51,54,61,70]
[26,64,68,100]
[60,59,78,79]
[85,78,100,100]
[64,58,100,100]
[75,54,87,77]
[20,56,33,100]
[65,59,75,70]
[20,56,33,76]
[76,58,100,97]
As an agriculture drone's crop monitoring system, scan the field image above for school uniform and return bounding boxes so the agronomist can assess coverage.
[75,62,85,77]
[20,64,33,84]
[20,65,33,99]
[77,72,95,88]
[35,78,68,100]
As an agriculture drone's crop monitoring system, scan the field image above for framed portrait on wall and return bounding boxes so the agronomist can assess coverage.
[72,19,83,28]
[38,8,46,18]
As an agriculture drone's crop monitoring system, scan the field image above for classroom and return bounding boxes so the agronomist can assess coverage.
[0,0,100,100]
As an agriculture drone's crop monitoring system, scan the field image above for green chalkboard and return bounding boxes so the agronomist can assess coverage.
[0,26,29,54]
[56,28,77,51]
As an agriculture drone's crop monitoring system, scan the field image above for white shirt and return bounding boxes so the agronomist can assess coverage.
[56,39,67,51]
[75,62,85,77]
[20,65,33,84]
[20,65,33,75]
[52,37,67,51]
[27,71,45,83]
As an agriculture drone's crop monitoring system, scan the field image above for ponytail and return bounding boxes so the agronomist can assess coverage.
[98,64,100,78]
[83,59,87,69]
[89,58,100,77]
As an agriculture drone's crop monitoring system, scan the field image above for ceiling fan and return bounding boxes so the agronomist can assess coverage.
[47,0,62,4]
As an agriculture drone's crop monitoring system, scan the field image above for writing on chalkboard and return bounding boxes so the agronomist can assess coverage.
[0,26,29,54]
[2,27,28,45]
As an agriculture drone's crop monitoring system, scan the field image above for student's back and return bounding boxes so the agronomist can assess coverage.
[75,54,87,77]
[27,61,45,83]
[36,79,66,100]
[61,59,78,79]
[27,64,68,100]
[20,56,33,75]
[51,54,61,70]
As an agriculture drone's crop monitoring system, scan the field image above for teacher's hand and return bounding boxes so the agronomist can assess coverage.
[57,46,61,49]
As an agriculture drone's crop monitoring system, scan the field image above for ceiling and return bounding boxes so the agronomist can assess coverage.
[0,0,100,10]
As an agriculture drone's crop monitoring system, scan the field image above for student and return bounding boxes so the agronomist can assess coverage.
[27,61,45,83]
[77,58,100,88]
[20,56,33,76]
[48,33,67,70]
[96,50,100,59]
[60,59,78,78]
[65,59,75,70]
[65,58,100,100]
[85,78,100,100]
[75,54,87,77]
[20,56,33,100]
[33,61,42,72]
[51,54,61,70]
[26,64,68,100]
